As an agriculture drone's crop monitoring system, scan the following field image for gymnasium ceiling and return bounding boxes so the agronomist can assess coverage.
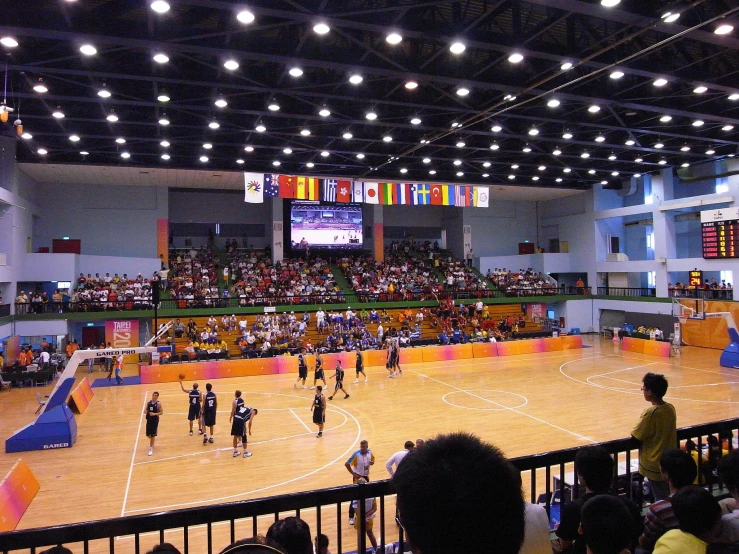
[2,0,739,192]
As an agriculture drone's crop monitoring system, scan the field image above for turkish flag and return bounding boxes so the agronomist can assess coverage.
[430,184,443,206]
[279,175,296,199]
[337,180,352,203]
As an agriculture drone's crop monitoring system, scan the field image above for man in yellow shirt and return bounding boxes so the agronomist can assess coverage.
[654,486,721,553]
[632,372,676,501]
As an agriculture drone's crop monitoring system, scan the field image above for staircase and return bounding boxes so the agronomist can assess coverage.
[330,264,355,300]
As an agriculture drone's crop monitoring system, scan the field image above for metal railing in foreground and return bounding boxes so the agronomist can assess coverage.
[2,417,736,554]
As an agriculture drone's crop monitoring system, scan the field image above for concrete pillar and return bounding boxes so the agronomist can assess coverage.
[269,197,284,264]
[371,205,384,262]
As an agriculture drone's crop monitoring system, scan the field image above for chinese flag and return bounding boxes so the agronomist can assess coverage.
[430,184,443,206]
[336,180,352,203]
[279,175,296,199]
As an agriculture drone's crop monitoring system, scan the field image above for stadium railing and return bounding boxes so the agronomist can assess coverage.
[668,287,734,300]
[597,287,657,298]
[1,416,735,554]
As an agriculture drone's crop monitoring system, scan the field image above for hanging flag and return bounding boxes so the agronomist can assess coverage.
[296,176,307,200]
[322,179,338,202]
[244,172,264,203]
[279,175,296,198]
[430,184,443,206]
[415,184,431,205]
[352,181,364,203]
[395,183,408,205]
[337,180,352,203]
[442,185,455,206]
[408,184,417,205]
[454,185,467,207]
[475,186,490,208]
[466,186,475,207]
[295,177,319,200]
[379,183,394,205]
[365,182,379,204]
[264,174,279,198]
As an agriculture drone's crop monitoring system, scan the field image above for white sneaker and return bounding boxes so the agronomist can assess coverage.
[302,385,306,389]
[243,451,253,458]
[353,379,359,384]
[309,386,315,390]
[364,378,368,383]
[148,448,153,456]
[349,518,355,526]
[237,441,242,447]
[233,451,240,457]
[389,374,395,379]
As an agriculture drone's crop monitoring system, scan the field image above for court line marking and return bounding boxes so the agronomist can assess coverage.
[121,390,149,517]
[132,412,348,467]
[587,375,641,388]
[123,393,361,513]
[290,408,314,434]
[411,370,596,443]
[592,361,660,377]
[441,389,528,411]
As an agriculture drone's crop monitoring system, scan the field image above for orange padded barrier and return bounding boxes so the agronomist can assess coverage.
[541,337,564,352]
[68,377,94,414]
[561,335,584,350]
[619,336,672,356]
[472,342,499,358]
[0,459,40,532]
[422,343,474,362]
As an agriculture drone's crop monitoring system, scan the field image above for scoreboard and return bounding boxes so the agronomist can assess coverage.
[702,208,739,259]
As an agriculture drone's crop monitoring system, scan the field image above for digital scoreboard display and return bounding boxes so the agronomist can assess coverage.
[701,208,739,259]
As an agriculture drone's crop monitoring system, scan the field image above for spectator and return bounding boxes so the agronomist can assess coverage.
[266,517,312,554]
[632,372,677,501]
[654,486,722,553]
[218,537,287,554]
[517,471,552,554]
[386,440,415,477]
[580,495,635,554]
[392,432,525,554]
[314,534,331,554]
[639,449,698,552]
[144,545,182,554]
[717,449,739,543]
[351,477,378,552]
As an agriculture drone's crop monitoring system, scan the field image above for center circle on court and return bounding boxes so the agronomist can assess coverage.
[442,389,528,411]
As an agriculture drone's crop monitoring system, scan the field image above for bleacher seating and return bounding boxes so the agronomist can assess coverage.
[487,268,557,296]
[339,254,442,302]
[168,247,220,308]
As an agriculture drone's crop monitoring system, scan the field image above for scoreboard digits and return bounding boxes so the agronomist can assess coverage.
[702,208,739,259]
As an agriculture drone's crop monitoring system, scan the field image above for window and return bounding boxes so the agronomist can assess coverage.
[646,232,654,249]
[648,271,656,287]
[717,184,729,194]
[56,281,71,289]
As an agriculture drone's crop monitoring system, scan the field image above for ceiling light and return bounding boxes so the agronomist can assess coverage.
[611,171,619,176]
[33,79,48,93]
[694,86,708,94]
[79,44,97,56]
[483,174,490,178]
[601,0,621,7]
[662,12,680,23]
[483,162,491,168]
[680,145,690,152]
[454,160,462,166]
[300,129,311,136]
[349,74,363,85]
[21,133,32,140]
[160,140,170,147]
[563,168,572,173]
[491,125,502,132]
[456,87,470,96]
[150,1,170,14]
[547,99,561,108]
[157,93,170,102]
[282,148,292,155]
[107,111,119,122]
[532,176,540,181]
[208,121,220,129]
[273,160,281,166]
[306,162,315,168]
[400,168,408,174]
[383,136,392,142]
[692,120,704,127]
[588,105,601,113]
[610,71,624,79]
[706,149,716,155]
[37,148,48,155]
[529,128,539,136]
[449,42,466,54]
[215,98,227,108]
[625,140,635,146]
[405,81,418,90]
[659,115,672,122]
[588,169,596,174]
[429,170,437,175]
[553,149,562,156]
[715,24,734,35]
[255,124,266,132]
[268,102,280,111]
[451,122,460,128]
[581,152,590,158]
[456,172,464,177]
[658,160,667,165]
[508,175,515,180]
[729,94,739,101]
[80,151,89,156]
[236,10,255,24]
[161,154,171,160]
[595,135,605,142]
[386,33,402,45]
[244,146,254,152]
[654,142,664,149]
[203,143,213,150]
[321,151,330,157]
[635,157,643,162]
[121,152,131,159]
[512,165,519,169]
[223,60,239,71]
[411,117,422,125]
[722,125,734,131]
[601,181,609,185]
[634,173,641,178]
[69,135,80,142]
[538,165,546,171]
[357,154,365,159]
[153,53,169,64]
[158,116,170,125]
[608,154,617,161]
[490,143,499,150]
[289,67,303,77]
[115,137,126,144]
[653,78,668,87]
[556,178,563,183]
[563,132,573,139]
[522,146,532,153]
[313,23,330,35]
[52,108,65,119]
[681,163,690,168]
[561,61,573,71]
[200,156,209,163]
[456,142,465,148]
[343,132,353,139]
[319,108,331,117]
[508,53,524,63]
[0,37,18,48]
[366,112,378,120]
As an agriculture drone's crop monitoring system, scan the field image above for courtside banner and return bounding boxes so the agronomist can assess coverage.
[105,320,139,363]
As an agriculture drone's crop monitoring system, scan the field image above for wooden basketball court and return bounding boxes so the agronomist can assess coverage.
[2,335,739,553]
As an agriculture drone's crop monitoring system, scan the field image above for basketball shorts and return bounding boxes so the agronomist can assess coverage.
[188,405,200,421]
[146,417,159,437]
[203,410,216,427]
[231,419,246,438]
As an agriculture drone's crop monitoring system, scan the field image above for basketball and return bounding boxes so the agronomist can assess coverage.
[178,373,186,380]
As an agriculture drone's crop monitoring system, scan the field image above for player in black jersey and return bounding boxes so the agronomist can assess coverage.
[388,341,401,378]
[294,348,308,389]
[328,361,350,400]
[229,390,258,458]
[143,391,163,456]
[311,385,326,438]
[179,381,203,435]
[310,352,327,390]
[201,383,217,444]
[353,346,367,384]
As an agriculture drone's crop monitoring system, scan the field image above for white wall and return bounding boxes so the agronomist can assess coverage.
[0,322,11,340]
[550,299,674,332]
[479,253,572,275]
[79,255,160,278]
[13,320,69,336]
[20,254,78,282]
[169,189,269,224]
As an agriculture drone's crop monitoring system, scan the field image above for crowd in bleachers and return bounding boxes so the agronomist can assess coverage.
[168,247,221,308]
[487,267,558,296]
[670,279,733,299]
[437,256,490,294]
[339,254,442,302]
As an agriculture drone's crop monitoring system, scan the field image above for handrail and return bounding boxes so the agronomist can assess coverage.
[1,416,736,553]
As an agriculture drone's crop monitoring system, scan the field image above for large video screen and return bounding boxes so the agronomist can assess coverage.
[290,201,363,250]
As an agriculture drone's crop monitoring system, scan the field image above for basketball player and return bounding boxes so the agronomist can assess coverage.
[294,348,308,389]
[311,385,326,438]
[143,391,163,456]
[229,390,258,458]
[310,352,327,390]
[179,381,203,435]
[389,341,401,378]
[353,346,367,384]
[201,383,217,444]
[329,361,350,400]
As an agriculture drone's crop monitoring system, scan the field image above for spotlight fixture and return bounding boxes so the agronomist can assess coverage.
[115,137,126,144]
[157,93,170,102]
[300,129,311,136]
[306,162,315,168]
[449,42,466,54]
[52,107,65,119]
[715,24,734,35]
[653,78,668,87]
[547,99,560,108]
[107,111,119,122]
[97,85,111,98]
[150,1,170,14]
[694,86,708,94]
[289,67,303,77]
[158,116,170,126]
[601,0,621,7]
[160,140,170,147]
[609,71,624,79]
[405,81,418,90]
[215,97,228,108]
[659,115,672,122]
[319,108,331,117]
[491,125,502,132]
[313,23,330,35]
[33,79,48,93]
[588,105,601,113]
[223,60,239,71]
[0,37,19,48]
[121,152,131,159]
[69,135,80,142]
[508,53,524,63]
[153,53,169,64]
[383,136,392,142]
[386,33,402,45]
[625,140,635,146]
[79,44,97,56]
[563,132,573,139]
[255,124,266,132]
[692,120,705,127]
[366,112,378,120]
[490,143,499,150]
[411,118,422,125]
[456,87,470,96]
[200,156,209,163]
[561,61,573,70]
[208,121,220,129]
[662,12,680,23]
[343,132,353,139]
[236,10,255,24]
[349,75,363,85]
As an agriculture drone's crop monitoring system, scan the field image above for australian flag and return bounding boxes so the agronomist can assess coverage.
[264,174,279,198]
